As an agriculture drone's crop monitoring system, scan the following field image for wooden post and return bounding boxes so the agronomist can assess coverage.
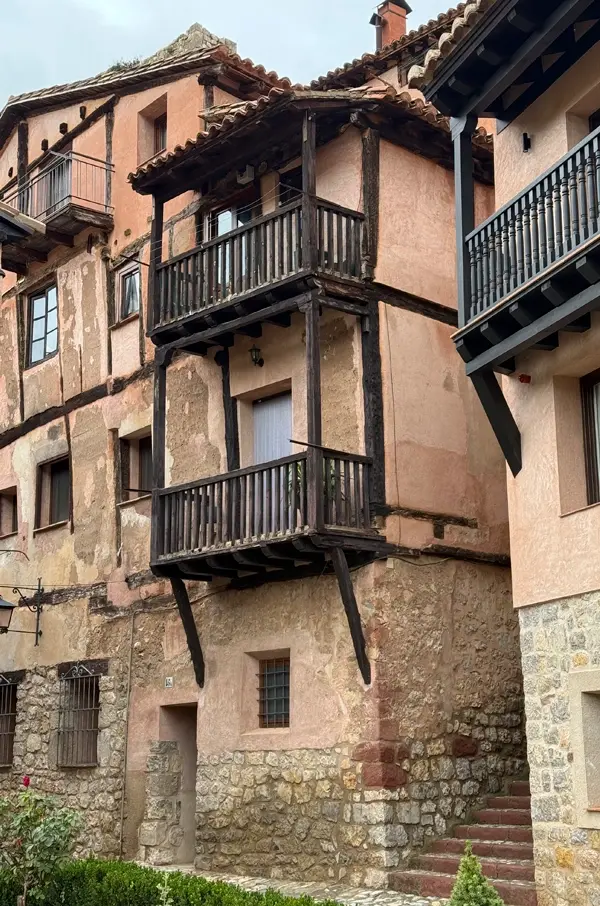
[361,128,380,280]
[148,195,164,333]
[301,111,318,271]
[361,301,385,512]
[304,296,323,529]
[216,348,240,471]
[452,115,477,329]
[151,347,172,562]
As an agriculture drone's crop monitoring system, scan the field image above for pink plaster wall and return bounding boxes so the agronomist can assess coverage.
[316,127,363,212]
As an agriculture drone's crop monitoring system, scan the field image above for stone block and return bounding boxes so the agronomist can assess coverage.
[147,774,180,797]
[362,763,407,790]
[367,824,408,847]
[139,821,166,847]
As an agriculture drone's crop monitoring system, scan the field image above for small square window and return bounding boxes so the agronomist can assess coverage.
[36,457,70,529]
[258,657,290,728]
[0,488,17,537]
[154,113,167,156]
[28,285,58,366]
[118,264,140,320]
[120,431,152,501]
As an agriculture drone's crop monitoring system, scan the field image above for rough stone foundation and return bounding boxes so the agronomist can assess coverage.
[0,665,127,857]
[520,595,600,906]
[139,741,186,865]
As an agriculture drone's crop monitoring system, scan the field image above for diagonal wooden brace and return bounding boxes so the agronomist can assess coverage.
[170,577,205,688]
[330,547,372,685]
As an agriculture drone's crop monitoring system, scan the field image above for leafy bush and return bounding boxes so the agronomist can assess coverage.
[0,860,339,906]
[0,778,82,904]
[449,842,505,906]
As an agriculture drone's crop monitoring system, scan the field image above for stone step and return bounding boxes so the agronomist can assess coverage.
[486,795,531,810]
[509,780,531,797]
[389,870,538,906]
[454,823,533,843]
[430,837,534,861]
[473,808,532,826]
[418,853,535,882]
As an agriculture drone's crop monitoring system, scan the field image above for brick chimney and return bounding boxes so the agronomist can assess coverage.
[370,0,412,50]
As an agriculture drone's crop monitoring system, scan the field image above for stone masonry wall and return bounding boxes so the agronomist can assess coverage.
[0,665,127,857]
[195,711,526,889]
[139,741,185,865]
[519,595,600,906]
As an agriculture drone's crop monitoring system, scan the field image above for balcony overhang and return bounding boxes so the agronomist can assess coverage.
[423,0,600,129]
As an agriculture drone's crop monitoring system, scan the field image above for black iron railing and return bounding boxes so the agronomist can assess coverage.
[2,151,113,221]
[153,450,372,559]
[154,198,364,328]
[466,125,600,322]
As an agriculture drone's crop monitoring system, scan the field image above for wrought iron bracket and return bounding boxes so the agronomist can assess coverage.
[2,579,44,646]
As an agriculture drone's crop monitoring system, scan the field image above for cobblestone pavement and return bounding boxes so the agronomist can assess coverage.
[163,868,447,906]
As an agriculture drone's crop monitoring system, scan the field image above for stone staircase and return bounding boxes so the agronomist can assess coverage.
[389,781,537,906]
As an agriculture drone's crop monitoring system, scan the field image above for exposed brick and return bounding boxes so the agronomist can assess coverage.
[452,735,479,756]
[362,762,408,789]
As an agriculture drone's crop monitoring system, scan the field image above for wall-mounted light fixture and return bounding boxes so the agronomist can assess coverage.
[249,345,264,367]
[0,579,43,646]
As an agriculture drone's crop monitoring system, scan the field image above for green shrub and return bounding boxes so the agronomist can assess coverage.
[0,860,339,906]
[0,779,82,905]
[449,842,505,906]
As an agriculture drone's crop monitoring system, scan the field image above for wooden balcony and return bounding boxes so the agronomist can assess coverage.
[1,151,113,273]
[150,197,365,342]
[455,125,600,375]
[151,449,390,585]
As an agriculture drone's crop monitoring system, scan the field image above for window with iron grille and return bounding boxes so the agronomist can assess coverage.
[258,657,290,728]
[0,675,18,766]
[57,663,101,767]
[581,369,600,505]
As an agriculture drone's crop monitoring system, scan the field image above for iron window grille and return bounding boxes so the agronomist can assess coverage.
[28,285,58,366]
[581,368,600,505]
[57,663,101,767]
[258,657,290,728]
[0,675,18,767]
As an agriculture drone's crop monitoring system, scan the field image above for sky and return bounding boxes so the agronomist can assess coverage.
[1,0,448,104]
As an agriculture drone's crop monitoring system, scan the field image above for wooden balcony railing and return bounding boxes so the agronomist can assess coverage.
[466,125,600,323]
[154,198,364,328]
[153,450,372,560]
[2,151,113,221]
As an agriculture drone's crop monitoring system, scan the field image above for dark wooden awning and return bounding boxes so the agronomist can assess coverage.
[421,0,600,128]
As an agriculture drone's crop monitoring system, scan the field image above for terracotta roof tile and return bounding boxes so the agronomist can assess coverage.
[129,85,492,188]
[309,4,467,90]
[407,0,497,90]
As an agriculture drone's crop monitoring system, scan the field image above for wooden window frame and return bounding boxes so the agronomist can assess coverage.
[0,487,18,539]
[154,112,167,157]
[581,367,600,504]
[35,455,71,530]
[27,284,58,367]
[117,261,141,321]
[258,657,290,729]
[119,431,152,502]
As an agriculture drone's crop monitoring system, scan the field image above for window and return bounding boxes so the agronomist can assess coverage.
[28,285,58,365]
[581,369,600,504]
[36,457,70,528]
[590,108,600,133]
[0,488,17,538]
[279,167,302,207]
[120,432,152,501]
[118,263,140,320]
[258,657,290,728]
[154,113,167,156]
[57,663,101,767]
[0,675,18,767]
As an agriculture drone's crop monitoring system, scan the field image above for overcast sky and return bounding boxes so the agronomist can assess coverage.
[2,0,447,103]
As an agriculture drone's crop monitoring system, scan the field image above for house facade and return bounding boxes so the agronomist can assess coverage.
[411,0,600,903]
[0,3,526,894]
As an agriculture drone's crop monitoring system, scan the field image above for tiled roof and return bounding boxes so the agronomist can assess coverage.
[407,0,496,90]
[130,85,492,188]
[309,4,467,90]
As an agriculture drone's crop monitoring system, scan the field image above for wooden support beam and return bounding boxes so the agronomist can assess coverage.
[330,547,371,685]
[301,111,318,271]
[533,333,559,351]
[481,320,509,345]
[216,347,240,472]
[452,115,477,329]
[170,577,205,688]
[576,254,600,285]
[541,279,569,307]
[151,347,172,562]
[563,313,591,332]
[303,296,323,530]
[470,370,521,477]
[362,300,385,511]
[148,196,164,333]
[361,127,380,280]
[508,300,535,327]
